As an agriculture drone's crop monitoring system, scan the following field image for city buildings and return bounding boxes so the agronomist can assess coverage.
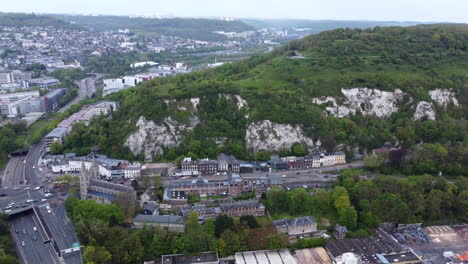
[45,127,68,148]
[162,252,219,264]
[133,214,185,232]
[57,101,118,131]
[79,159,136,204]
[45,153,142,179]
[273,216,318,240]
[179,200,265,220]
[164,173,281,203]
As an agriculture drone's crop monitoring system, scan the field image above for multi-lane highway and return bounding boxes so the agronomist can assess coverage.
[2,156,26,187]
[0,74,102,264]
[9,210,60,264]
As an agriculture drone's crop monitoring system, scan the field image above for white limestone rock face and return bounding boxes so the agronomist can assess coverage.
[125,116,199,161]
[219,94,248,110]
[429,89,459,106]
[312,88,407,118]
[413,101,436,120]
[245,120,314,152]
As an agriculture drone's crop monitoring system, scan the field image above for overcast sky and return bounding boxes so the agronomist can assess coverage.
[2,0,468,23]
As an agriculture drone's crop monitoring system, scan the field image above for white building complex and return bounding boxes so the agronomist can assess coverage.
[44,153,142,180]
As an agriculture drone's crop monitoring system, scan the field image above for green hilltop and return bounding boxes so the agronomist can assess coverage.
[63,24,467,175]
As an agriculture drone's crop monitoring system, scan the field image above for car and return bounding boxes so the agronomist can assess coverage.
[5,210,11,213]
[33,186,40,190]
[41,199,47,202]
[26,199,33,203]
[32,166,35,169]
[323,175,329,178]
[4,205,12,209]
[46,205,50,210]
[24,187,31,191]
[23,160,26,164]
[33,227,37,232]
[348,165,353,168]
[47,209,51,214]
[44,193,53,198]
[61,192,67,196]
[21,204,27,208]
[15,205,20,208]
[21,241,25,247]
[14,187,19,190]
[296,172,300,175]
[0,193,6,197]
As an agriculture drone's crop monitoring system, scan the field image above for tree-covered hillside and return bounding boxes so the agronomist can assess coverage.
[64,24,467,175]
[55,15,254,41]
[0,13,84,30]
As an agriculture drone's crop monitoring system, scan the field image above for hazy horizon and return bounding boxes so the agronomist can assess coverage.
[2,0,468,23]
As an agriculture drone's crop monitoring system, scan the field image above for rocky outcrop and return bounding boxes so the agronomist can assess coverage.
[413,101,436,120]
[312,88,407,118]
[429,89,459,107]
[125,116,199,161]
[245,120,314,152]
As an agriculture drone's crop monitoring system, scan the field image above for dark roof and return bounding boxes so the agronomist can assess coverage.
[326,229,406,264]
[162,252,219,264]
[273,216,316,229]
[143,202,157,214]
[90,179,135,193]
[88,190,116,201]
[220,200,264,211]
[134,214,184,225]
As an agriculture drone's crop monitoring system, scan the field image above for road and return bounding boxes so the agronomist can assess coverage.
[2,157,26,187]
[58,74,102,113]
[0,74,100,263]
[9,210,60,264]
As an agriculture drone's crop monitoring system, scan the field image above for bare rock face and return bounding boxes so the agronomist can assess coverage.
[125,116,199,161]
[413,101,436,120]
[245,120,314,152]
[312,88,407,118]
[429,89,459,107]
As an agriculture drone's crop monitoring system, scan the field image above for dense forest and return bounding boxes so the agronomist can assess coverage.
[57,24,468,177]
[55,15,254,41]
[0,13,83,30]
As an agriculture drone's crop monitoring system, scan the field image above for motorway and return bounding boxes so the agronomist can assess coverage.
[9,210,60,264]
[0,74,102,264]
[2,156,26,187]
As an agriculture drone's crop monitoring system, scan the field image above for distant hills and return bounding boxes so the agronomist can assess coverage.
[241,19,424,33]
[61,24,467,170]
[53,14,255,41]
[0,13,84,30]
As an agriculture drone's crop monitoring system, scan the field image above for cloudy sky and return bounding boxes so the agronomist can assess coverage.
[2,0,468,23]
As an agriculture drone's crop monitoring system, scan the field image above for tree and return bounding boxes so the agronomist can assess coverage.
[338,206,358,230]
[214,214,234,237]
[321,135,336,153]
[314,189,331,213]
[203,219,215,236]
[239,215,260,229]
[185,212,201,234]
[292,143,306,156]
[83,246,112,264]
[267,233,288,250]
[49,142,64,155]
[332,186,350,210]
[265,186,288,214]
[114,192,136,224]
[187,192,200,205]
[363,153,386,170]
